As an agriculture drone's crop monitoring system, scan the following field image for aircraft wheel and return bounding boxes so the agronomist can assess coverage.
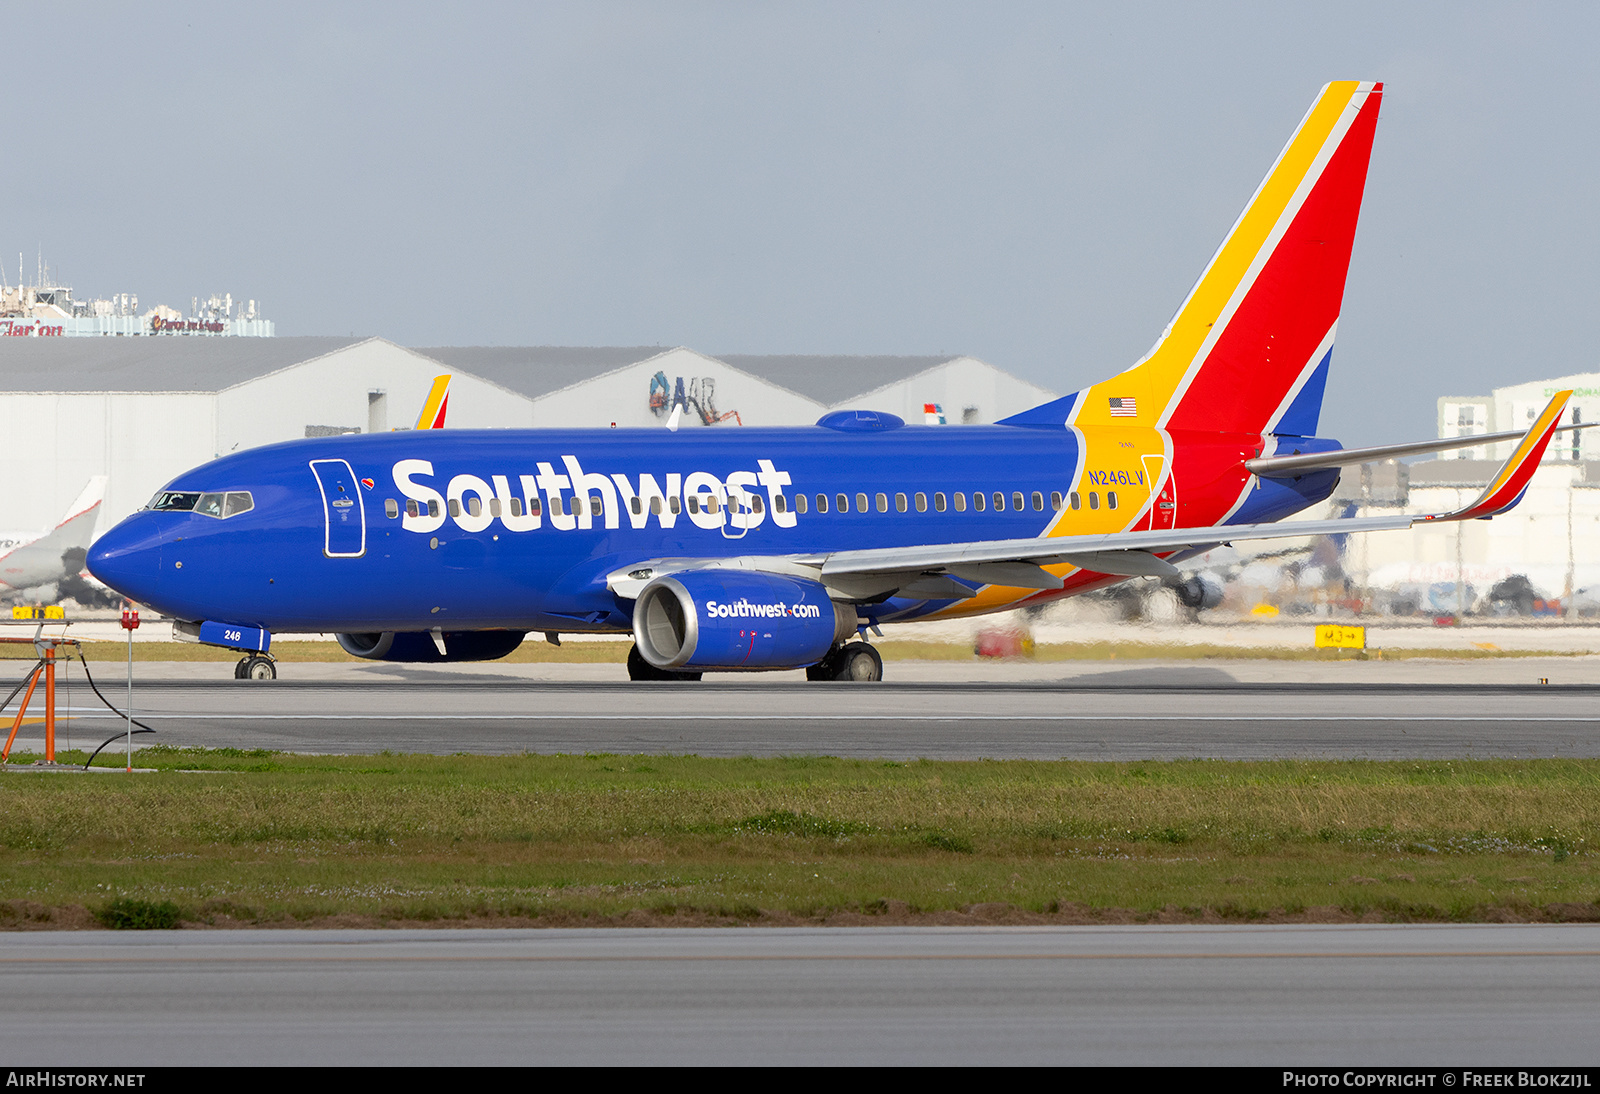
[233,656,251,680]
[242,655,277,681]
[809,643,882,682]
[627,644,702,682]
[837,643,883,682]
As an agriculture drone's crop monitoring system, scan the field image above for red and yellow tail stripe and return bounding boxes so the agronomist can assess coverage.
[1426,391,1571,522]
[415,375,452,430]
[1069,81,1383,437]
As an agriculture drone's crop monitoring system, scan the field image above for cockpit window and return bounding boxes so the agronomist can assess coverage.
[148,491,201,511]
[150,490,254,518]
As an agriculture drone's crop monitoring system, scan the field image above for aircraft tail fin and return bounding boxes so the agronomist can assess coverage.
[1009,82,1383,436]
[57,475,107,528]
[415,375,451,430]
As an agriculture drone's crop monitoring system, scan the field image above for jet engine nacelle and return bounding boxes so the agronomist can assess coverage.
[336,629,527,662]
[632,570,856,671]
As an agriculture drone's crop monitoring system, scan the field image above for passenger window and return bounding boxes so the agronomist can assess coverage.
[953,492,966,512]
[775,495,787,514]
[1069,492,1080,511]
[934,492,946,512]
[489,498,502,518]
[705,497,719,514]
[448,499,461,518]
[531,497,544,516]
[993,492,1006,512]
[631,497,642,516]
[510,498,524,517]
[815,494,828,514]
[856,493,868,513]
[876,493,888,513]
[1013,492,1025,511]
[688,496,700,515]
[895,493,907,513]
[973,492,986,512]
[751,496,764,514]
[406,499,420,518]
[1089,492,1099,510]
[668,497,680,515]
[428,500,440,518]
[384,498,399,519]
[466,497,482,518]
[1108,491,1118,509]
[795,494,807,515]
[915,492,927,512]
[838,494,850,514]
[1032,492,1044,511]
[650,497,662,515]
[553,497,565,516]
[224,492,254,518]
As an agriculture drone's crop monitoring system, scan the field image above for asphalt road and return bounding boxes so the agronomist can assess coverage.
[1,924,1595,1066]
[21,666,1600,759]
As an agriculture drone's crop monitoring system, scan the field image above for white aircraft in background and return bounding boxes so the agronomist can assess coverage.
[0,477,108,600]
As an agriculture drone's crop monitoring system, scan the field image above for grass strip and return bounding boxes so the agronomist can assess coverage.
[0,750,1596,928]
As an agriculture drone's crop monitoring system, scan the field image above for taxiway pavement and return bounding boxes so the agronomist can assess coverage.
[13,657,1600,760]
[1,924,1595,1066]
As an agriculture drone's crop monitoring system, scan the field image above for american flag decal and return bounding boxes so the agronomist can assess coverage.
[1109,397,1137,417]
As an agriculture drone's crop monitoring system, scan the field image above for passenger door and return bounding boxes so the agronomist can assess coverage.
[310,459,366,558]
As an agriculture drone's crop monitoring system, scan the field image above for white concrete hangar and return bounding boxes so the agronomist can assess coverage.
[0,339,1054,534]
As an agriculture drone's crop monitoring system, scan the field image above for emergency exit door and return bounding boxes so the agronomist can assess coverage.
[1141,455,1177,531]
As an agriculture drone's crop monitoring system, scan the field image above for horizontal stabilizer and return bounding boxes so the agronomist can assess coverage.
[1246,422,1596,476]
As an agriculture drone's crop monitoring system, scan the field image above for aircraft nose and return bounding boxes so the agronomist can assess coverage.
[87,513,164,604]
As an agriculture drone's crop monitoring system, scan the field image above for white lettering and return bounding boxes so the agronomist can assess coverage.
[562,454,619,531]
[536,462,576,531]
[683,471,725,530]
[447,474,496,533]
[394,459,446,533]
[757,459,796,528]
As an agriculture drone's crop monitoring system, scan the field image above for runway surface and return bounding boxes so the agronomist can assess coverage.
[1,924,1595,1065]
[19,659,1600,759]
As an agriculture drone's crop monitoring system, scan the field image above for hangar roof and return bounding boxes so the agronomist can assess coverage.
[0,336,367,392]
[412,345,962,406]
[0,337,988,407]
[715,354,955,405]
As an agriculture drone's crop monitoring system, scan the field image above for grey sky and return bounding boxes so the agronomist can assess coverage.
[5,2,1596,444]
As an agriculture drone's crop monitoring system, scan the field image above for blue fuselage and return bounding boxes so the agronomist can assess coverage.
[87,422,1338,636]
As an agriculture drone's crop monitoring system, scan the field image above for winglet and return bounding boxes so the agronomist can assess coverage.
[415,375,452,430]
[1423,390,1571,522]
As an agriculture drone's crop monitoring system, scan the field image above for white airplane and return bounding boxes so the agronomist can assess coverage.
[0,477,108,598]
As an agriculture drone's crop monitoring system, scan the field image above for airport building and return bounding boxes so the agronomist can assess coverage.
[1323,370,1600,610]
[0,338,1054,536]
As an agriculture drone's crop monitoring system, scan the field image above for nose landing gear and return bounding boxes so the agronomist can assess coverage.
[234,654,277,681]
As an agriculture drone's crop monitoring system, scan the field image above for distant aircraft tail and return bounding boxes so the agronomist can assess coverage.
[1006,81,1383,437]
[0,476,107,592]
[415,375,451,429]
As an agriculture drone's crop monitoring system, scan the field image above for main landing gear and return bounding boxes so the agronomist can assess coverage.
[807,641,883,682]
[626,644,703,682]
[234,654,277,681]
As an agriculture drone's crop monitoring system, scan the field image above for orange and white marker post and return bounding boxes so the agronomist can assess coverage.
[121,604,140,771]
